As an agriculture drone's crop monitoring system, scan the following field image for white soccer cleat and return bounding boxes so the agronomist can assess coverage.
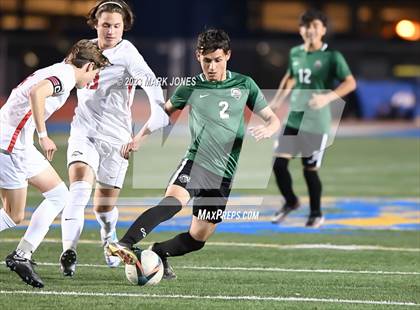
[102,230,121,268]
[104,247,121,268]
[106,242,138,265]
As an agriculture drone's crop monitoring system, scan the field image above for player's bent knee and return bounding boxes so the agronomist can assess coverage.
[185,231,206,251]
[68,162,94,183]
[8,210,25,224]
[43,182,69,211]
[160,196,183,211]
[189,221,215,241]
[274,157,290,169]
[303,166,319,171]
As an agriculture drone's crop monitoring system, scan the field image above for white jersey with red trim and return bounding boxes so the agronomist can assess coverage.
[0,63,75,152]
[71,39,168,144]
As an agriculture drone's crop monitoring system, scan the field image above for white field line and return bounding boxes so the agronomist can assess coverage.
[1,261,419,276]
[2,238,419,252]
[0,290,418,306]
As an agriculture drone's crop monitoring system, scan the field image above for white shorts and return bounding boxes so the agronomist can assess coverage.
[0,145,50,189]
[67,136,129,188]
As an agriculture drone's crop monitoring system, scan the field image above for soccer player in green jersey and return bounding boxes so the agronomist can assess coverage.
[107,28,280,278]
[271,9,356,227]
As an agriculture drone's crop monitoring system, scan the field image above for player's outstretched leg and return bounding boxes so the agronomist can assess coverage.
[16,182,69,258]
[119,196,183,247]
[7,171,69,286]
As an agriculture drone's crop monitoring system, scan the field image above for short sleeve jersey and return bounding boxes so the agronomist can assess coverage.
[286,44,352,133]
[0,62,75,152]
[170,71,267,178]
[72,39,167,144]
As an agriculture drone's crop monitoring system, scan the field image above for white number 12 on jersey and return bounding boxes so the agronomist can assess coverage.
[219,101,230,119]
[298,68,311,84]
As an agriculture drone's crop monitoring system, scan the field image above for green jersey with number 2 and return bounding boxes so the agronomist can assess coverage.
[170,71,267,178]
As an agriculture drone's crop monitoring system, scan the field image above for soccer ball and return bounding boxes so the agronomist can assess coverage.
[124,248,164,286]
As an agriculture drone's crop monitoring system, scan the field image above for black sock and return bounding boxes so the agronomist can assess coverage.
[303,169,322,217]
[273,157,298,205]
[119,196,182,246]
[152,232,205,258]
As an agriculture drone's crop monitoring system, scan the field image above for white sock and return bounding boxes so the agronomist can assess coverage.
[61,181,92,251]
[21,182,69,256]
[0,208,16,232]
[94,207,119,244]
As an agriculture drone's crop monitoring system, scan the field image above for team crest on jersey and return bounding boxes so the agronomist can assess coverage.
[231,88,242,100]
[314,60,322,69]
[178,174,191,184]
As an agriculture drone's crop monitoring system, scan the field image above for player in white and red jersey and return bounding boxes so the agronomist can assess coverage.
[60,0,169,276]
[0,39,110,288]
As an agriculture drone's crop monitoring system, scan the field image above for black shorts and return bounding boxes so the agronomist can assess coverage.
[168,159,232,224]
[274,125,328,168]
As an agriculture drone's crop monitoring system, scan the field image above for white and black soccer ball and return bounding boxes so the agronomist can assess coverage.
[125,249,164,286]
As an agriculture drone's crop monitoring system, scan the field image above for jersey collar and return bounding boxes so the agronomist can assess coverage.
[301,43,328,52]
[199,70,232,82]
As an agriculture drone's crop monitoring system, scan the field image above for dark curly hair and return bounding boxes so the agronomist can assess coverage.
[196,28,231,55]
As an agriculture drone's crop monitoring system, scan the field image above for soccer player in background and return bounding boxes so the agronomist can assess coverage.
[270,9,356,227]
[0,40,110,287]
[108,28,280,279]
[60,0,169,276]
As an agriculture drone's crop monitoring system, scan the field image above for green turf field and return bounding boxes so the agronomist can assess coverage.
[0,229,419,309]
[3,133,419,308]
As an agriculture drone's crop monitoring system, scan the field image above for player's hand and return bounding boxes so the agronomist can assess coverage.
[249,125,273,142]
[120,140,140,159]
[308,93,331,110]
[39,136,57,161]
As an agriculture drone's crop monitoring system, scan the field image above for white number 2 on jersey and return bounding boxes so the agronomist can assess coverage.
[298,68,311,84]
[219,101,229,119]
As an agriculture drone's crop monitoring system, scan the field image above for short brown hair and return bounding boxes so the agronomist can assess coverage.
[87,0,134,31]
[66,39,110,69]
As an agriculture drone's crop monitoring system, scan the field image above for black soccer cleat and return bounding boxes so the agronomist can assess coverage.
[149,243,177,280]
[60,249,77,277]
[5,251,44,288]
[305,215,325,228]
[161,257,177,280]
[271,200,300,224]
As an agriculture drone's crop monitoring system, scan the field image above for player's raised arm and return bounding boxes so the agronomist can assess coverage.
[29,79,57,161]
[270,72,295,112]
[249,106,281,141]
[125,42,169,132]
